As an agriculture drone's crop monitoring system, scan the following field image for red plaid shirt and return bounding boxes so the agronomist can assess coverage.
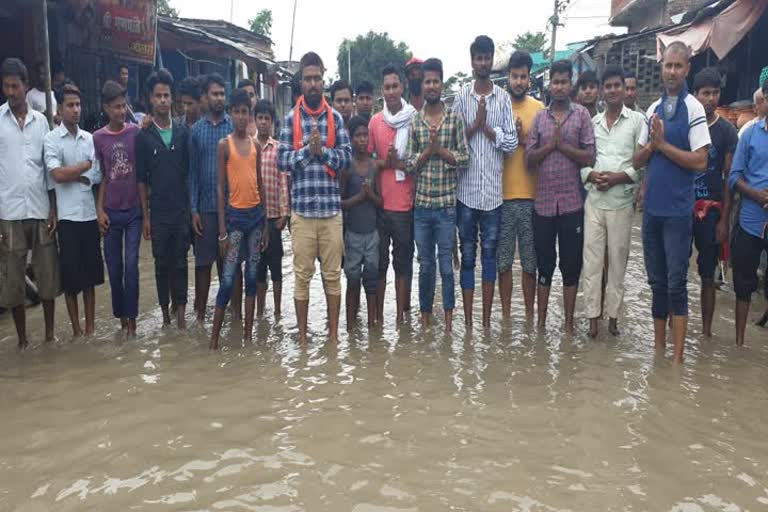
[525,103,595,217]
[259,137,290,219]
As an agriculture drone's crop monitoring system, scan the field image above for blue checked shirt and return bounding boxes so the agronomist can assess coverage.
[278,105,352,218]
[189,114,233,214]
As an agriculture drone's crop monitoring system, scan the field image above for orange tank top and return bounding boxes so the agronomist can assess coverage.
[226,135,261,209]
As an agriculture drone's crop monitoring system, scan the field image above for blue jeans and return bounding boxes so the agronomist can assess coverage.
[215,206,265,309]
[415,207,456,313]
[642,212,693,319]
[104,207,142,319]
[457,201,501,290]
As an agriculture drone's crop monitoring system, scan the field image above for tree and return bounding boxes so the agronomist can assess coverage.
[444,72,472,96]
[249,9,273,38]
[337,32,411,90]
[513,31,548,54]
[157,0,179,18]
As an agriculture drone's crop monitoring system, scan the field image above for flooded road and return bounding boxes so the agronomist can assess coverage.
[1,221,767,511]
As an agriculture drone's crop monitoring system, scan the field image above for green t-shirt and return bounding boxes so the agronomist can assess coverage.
[156,124,172,148]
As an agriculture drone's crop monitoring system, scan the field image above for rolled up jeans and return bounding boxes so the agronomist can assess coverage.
[642,212,692,319]
[215,205,265,309]
[415,206,457,313]
[457,201,501,290]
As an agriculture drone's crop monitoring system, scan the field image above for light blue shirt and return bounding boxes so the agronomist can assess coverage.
[44,124,101,222]
[729,118,768,239]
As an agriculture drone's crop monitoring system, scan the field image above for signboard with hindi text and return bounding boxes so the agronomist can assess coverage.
[95,0,158,64]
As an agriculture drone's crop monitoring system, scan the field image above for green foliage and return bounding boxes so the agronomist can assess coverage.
[513,31,549,54]
[444,72,472,95]
[249,9,273,38]
[337,32,411,90]
[157,0,179,18]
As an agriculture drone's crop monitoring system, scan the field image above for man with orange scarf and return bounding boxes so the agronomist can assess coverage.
[278,52,352,344]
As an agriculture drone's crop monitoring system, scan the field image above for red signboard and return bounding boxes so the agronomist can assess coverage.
[95,0,158,64]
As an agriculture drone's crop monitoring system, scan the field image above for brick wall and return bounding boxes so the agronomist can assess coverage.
[592,33,662,110]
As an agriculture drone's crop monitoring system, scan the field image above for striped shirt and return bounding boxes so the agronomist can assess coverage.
[452,82,518,211]
[189,114,233,214]
[277,104,352,218]
[259,137,290,219]
[405,105,470,209]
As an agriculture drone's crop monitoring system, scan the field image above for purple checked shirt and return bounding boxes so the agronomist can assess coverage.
[525,102,596,217]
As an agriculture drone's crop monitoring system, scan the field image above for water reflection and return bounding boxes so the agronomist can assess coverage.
[0,227,767,511]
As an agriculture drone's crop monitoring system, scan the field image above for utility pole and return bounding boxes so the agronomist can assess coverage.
[347,41,352,84]
[289,0,299,62]
[549,0,567,65]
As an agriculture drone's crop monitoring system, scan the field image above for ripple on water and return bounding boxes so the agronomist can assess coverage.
[1,225,767,511]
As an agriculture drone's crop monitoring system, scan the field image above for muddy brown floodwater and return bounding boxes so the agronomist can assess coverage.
[1,221,767,511]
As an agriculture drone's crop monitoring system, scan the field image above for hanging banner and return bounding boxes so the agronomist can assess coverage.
[95,0,158,64]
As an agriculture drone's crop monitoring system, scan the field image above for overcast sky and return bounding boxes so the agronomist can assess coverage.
[172,0,621,79]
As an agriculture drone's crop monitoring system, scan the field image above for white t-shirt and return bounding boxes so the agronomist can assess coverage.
[26,88,57,114]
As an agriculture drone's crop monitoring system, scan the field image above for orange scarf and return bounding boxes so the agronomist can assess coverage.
[293,95,336,178]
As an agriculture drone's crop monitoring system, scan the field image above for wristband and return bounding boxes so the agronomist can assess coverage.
[218,233,228,242]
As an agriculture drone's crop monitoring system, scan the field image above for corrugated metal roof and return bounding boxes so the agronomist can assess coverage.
[158,16,275,69]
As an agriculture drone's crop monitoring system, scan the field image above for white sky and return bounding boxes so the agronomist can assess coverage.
[172,0,621,79]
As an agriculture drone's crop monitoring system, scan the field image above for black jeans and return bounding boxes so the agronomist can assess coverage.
[732,225,768,302]
[256,219,284,284]
[533,210,584,288]
[151,222,190,307]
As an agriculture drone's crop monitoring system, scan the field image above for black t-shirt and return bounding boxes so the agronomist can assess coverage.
[136,121,191,226]
[341,161,377,235]
[694,116,738,201]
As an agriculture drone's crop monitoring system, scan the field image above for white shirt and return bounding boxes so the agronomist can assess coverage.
[44,124,101,222]
[26,88,57,114]
[453,82,518,211]
[0,104,52,221]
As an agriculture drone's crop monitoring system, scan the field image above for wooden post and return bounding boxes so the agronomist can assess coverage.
[41,0,53,127]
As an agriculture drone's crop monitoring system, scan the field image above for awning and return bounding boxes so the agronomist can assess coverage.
[158,16,275,72]
[657,0,767,59]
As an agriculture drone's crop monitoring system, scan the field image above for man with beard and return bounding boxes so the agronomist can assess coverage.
[355,80,375,122]
[497,51,544,323]
[576,70,600,118]
[580,65,645,338]
[189,73,236,324]
[633,42,710,364]
[278,52,352,344]
[330,80,354,126]
[368,64,418,325]
[406,58,469,332]
[691,67,738,338]
[526,60,596,335]
[453,35,518,328]
[405,57,425,112]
